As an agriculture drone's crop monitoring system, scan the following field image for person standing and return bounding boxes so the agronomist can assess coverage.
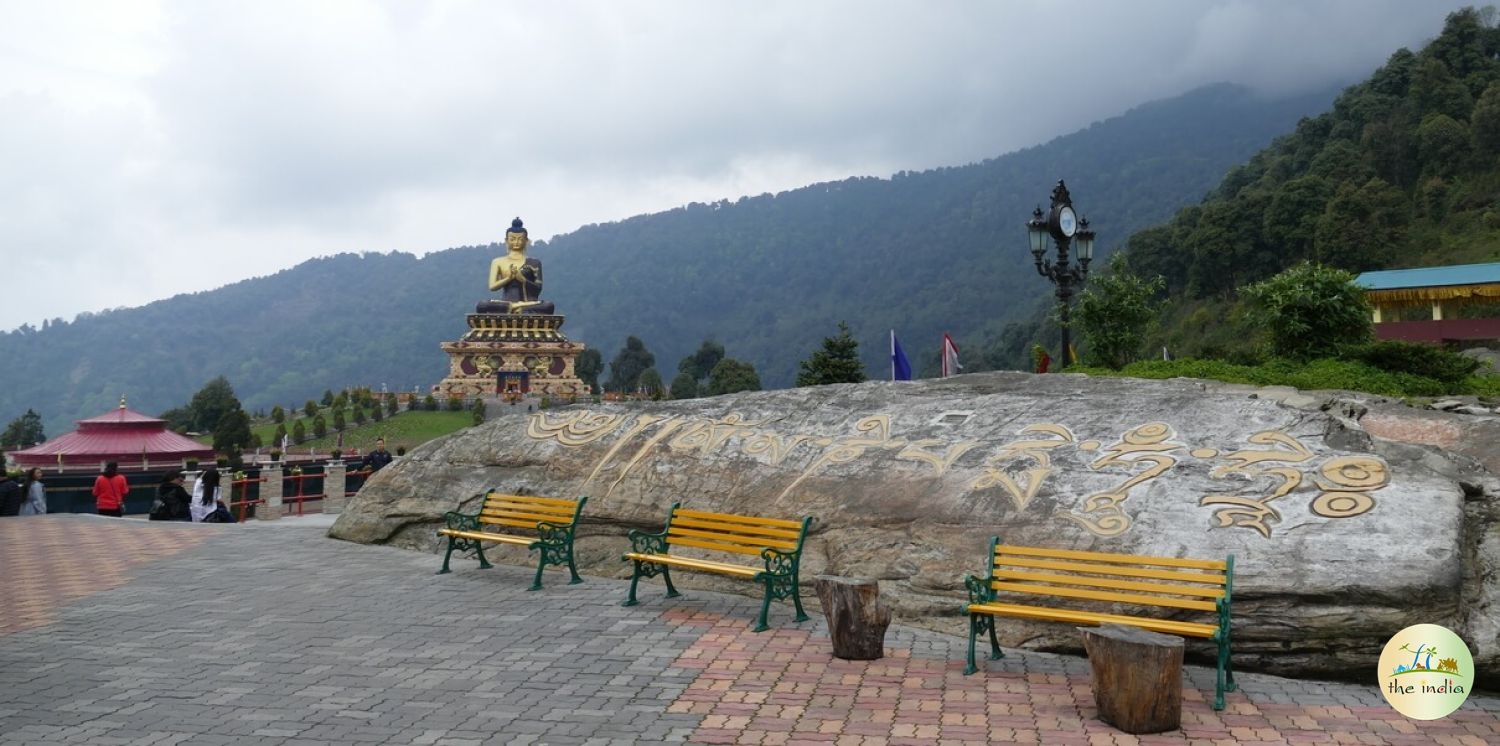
[93,461,129,517]
[362,437,393,472]
[19,467,46,516]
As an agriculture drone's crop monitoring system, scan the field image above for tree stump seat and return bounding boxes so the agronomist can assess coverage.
[1081,623,1184,734]
[814,575,891,660]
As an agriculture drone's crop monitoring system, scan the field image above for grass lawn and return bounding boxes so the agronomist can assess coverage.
[236,409,475,455]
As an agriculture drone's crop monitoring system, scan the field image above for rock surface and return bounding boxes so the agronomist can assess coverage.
[329,372,1500,685]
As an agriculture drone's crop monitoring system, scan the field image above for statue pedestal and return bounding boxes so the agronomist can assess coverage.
[437,313,589,400]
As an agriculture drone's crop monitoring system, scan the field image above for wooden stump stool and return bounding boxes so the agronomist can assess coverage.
[815,575,891,660]
[1079,624,1184,734]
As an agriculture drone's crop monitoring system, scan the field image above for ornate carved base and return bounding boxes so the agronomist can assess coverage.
[436,313,589,400]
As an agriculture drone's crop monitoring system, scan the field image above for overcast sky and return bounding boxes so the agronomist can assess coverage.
[0,0,1474,332]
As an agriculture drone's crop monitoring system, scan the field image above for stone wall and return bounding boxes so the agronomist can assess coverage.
[328,371,1500,685]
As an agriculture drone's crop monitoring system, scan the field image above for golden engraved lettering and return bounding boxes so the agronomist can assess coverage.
[1317,457,1388,490]
[583,414,672,487]
[1310,492,1376,518]
[1308,455,1387,519]
[1198,430,1311,538]
[1071,422,1183,537]
[968,423,1075,511]
[666,414,760,456]
[896,439,982,476]
[741,432,816,466]
[607,419,687,497]
[526,410,627,446]
[776,415,901,501]
[1067,493,1132,537]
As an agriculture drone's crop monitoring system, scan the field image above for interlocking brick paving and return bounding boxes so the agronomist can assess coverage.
[0,514,219,635]
[664,607,1500,745]
[1,513,1497,745]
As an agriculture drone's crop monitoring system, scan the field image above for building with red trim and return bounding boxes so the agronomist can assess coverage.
[10,399,215,470]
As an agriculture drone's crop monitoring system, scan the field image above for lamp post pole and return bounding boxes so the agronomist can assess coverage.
[1027,180,1096,368]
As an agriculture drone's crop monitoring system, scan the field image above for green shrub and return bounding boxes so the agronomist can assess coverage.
[1349,340,1481,386]
[1239,262,1372,360]
[1082,356,1453,397]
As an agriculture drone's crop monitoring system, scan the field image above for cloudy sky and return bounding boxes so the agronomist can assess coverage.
[0,0,1473,332]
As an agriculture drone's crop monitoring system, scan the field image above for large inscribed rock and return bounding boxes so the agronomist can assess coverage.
[330,372,1500,684]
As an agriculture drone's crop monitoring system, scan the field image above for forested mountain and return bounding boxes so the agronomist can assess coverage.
[0,82,1340,436]
[1122,8,1500,357]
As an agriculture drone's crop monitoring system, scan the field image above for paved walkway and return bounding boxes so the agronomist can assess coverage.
[1,514,1498,745]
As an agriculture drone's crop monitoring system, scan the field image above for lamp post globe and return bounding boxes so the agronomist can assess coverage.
[1028,180,1095,368]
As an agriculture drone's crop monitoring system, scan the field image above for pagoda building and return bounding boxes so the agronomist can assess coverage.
[10,398,215,470]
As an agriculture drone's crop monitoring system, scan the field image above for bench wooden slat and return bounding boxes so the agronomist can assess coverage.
[997,556,1227,585]
[968,601,1220,639]
[622,552,761,578]
[662,533,773,556]
[480,507,579,524]
[991,569,1227,599]
[438,529,534,547]
[989,581,1219,612]
[482,501,579,515]
[481,493,581,508]
[671,515,806,541]
[667,525,801,551]
[997,544,1226,571]
[673,507,805,531]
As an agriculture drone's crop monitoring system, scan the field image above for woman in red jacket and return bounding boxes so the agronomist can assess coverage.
[93,461,129,517]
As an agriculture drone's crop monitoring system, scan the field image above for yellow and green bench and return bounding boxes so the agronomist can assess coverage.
[437,491,588,590]
[964,538,1236,710]
[622,503,813,632]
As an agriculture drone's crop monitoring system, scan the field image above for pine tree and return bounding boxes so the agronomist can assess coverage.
[796,321,866,386]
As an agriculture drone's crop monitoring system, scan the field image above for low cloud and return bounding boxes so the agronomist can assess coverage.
[0,0,1472,331]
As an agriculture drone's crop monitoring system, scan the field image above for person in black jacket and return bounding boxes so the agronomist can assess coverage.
[0,472,21,517]
[362,438,394,472]
[150,470,192,521]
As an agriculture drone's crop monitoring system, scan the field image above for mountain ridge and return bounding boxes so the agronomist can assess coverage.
[0,82,1342,437]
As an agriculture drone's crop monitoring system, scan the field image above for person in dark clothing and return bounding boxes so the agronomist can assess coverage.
[150,470,192,521]
[0,472,21,517]
[362,437,394,472]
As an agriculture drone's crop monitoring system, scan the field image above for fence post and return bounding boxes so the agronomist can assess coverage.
[323,462,347,514]
[259,466,283,521]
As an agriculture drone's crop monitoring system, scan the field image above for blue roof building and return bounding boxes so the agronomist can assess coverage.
[1355,261,1500,342]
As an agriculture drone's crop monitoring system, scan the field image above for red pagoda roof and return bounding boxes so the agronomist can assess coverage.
[10,400,215,468]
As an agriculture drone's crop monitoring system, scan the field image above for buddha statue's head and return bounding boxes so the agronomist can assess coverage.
[506,217,528,252]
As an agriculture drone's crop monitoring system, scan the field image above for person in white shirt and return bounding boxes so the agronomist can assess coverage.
[190,468,222,523]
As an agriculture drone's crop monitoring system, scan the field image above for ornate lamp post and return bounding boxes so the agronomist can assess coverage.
[1027,180,1095,368]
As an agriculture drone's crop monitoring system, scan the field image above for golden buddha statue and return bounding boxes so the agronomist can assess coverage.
[477,217,555,314]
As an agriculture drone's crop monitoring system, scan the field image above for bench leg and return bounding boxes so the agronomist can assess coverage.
[987,616,1003,661]
[964,614,1004,675]
[474,542,494,570]
[662,567,681,599]
[528,554,547,592]
[753,587,774,633]
[565,544,583,585]
[1214,636,1233,711]
[437,535,458,575]
[624,562,643,606]
[790,584,810,624]
[965,614,980,675]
